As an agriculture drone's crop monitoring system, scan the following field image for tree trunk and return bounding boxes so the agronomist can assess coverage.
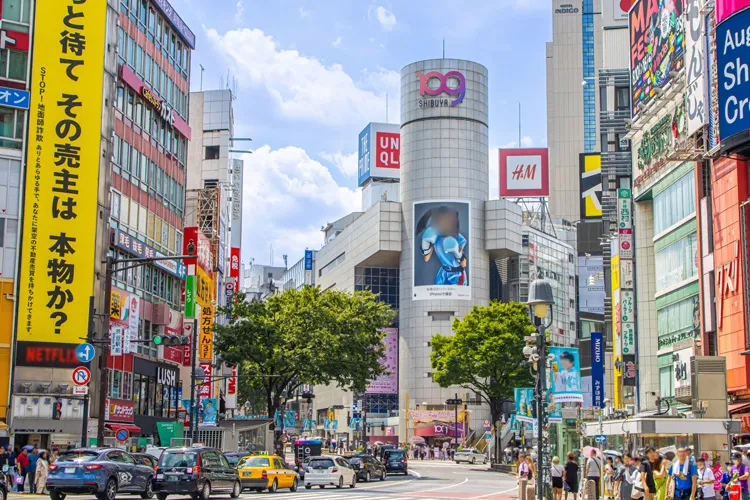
[267,391,283,456]
[489,399,502,466]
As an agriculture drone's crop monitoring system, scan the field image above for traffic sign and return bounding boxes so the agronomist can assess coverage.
[484,419,491,430]
[280,434,289,444]
[75,343,95,363]
[115,428,130,443]
[72,366,91,386]
[72,386,88,396]
[485,432,492,440]
[594,435,607,444]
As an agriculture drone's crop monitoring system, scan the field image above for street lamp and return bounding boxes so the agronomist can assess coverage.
[526,278,555,500]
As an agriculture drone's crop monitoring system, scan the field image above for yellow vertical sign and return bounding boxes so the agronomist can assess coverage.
[199,304,214,362]
[17,0,107,344]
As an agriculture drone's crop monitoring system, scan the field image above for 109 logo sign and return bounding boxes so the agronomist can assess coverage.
[416,71,466,107]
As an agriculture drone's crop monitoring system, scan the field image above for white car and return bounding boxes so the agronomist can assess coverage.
[454,448,488,464]
[303,456,357,490]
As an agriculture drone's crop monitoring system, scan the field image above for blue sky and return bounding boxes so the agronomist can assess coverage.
[172,0,552,268]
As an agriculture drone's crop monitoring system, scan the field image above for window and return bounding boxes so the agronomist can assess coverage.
[657,296,699,348]
[615,87,630,111]
[655,233,698,292]
[2,0,31,31]
[205,146,220,159]
[659,365,675,398]
[0,107,24,149]
[0,49,27,81]
[654,172,696,234]
[0,218,5,247]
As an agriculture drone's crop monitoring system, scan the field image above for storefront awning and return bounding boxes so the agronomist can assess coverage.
[729,402,750,415]
[583,417,741,437]
[105,423,141,434]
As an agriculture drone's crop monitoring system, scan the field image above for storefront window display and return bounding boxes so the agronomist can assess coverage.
[655,233,698,292]
[654,172,696,235]
[133,373,180,418]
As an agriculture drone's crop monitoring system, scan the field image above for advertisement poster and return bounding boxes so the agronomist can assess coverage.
[413,201,471,300]
[578,256,605,315]
[579,153,603,219]
[514,388,536,423]
[718,9,750,139]
[685,0,707,135]
[629,0,685,115]
[499,148,550,197]
[717,0,750,23]
[545,389,563,423]
[367,328,398,394]
[548,347,584,403]
[622,322,636,355]
[201,398,217,425]
[591,332,605,408]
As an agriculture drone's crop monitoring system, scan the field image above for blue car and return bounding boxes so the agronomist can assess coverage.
[47,448,155,500]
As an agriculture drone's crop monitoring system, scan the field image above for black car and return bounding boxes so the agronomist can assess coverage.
[0,477,8,500]
[382,449,408,475]
[295,456,313,480]
[344,455,387,482]
[154,447,240,500]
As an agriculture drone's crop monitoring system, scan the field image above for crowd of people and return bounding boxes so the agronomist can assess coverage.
[0,445,58,495]
[518,446,750,500]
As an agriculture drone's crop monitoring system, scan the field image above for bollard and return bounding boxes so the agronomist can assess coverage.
[586,479,597,500]
[526,482,536,500]
[519,478,528,500]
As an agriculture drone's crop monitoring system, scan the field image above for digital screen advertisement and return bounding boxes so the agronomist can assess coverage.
[548,347,584,403]
[413,201,471,300]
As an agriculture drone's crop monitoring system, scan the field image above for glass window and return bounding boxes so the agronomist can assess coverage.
[127,37,135,68]
[116,87,125,112]
[2,0,29,23]
[6,50,26,80]
[659,365,675,398]
[655,233,698,292]
[654,172,696,234]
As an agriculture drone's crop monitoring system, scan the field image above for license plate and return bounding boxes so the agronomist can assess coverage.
[241,472,250,478]
[168,476,180,482]
[64,468,75,474]
[156,474,164,480]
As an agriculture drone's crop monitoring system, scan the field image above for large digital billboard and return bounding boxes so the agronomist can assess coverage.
[358,122,400,187]
[578,256,605,315]
[366,328,398,394]
[579,153,603,219]
[499,148,549,197]
[413,201,471,300]
[629,0,685,116]
[718,9,750,139]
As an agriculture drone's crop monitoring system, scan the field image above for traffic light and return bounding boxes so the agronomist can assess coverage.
[153,335,190,346]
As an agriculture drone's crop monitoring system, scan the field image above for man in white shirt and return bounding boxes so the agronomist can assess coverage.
[697,457,716,500]
[586,449,603,500]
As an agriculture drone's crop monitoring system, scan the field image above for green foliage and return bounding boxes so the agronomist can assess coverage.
[430,301,535,415]
[214,287,395,417]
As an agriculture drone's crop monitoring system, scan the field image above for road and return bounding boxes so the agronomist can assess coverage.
[8,461,518,500]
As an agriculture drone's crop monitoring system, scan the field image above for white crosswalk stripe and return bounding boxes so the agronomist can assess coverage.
[264,493,404,499]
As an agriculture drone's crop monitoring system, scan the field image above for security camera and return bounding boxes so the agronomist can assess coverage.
[523,346,535,357]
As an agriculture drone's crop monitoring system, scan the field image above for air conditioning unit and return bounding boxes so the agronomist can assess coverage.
[625,404,636,416]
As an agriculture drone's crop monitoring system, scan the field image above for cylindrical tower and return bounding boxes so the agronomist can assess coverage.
[398,59,489,440]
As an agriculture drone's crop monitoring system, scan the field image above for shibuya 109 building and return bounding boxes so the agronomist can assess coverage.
[309,58,570,445]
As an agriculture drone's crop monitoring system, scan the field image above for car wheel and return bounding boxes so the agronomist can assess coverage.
[304,485,311,490]
[50,491,67,500]
[380,470,386,481]
[156,494,168,500]
[141,479,155,499]
[318,485,324,489]
[290,478,298,492]
[268,479,277,493]
[199,482,210,500]
[230,481,241,499]
[350,475,356,489]
[96,477,118,500]
[336,476,344,489]
[365,471,371,482]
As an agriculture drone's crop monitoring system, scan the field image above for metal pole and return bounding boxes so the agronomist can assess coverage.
[81,297,95,446]
[189,316,198,442]
[537,326,546,499]
[96,255,113,446]
[455,392,459,450]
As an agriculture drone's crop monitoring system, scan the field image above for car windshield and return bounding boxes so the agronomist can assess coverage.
[385,451,404,460]
[226,455,246,466]
[59,451,99,463]
[159,451,198,468]
[242,457,270,467]
[347,457,361,465]
[309,459,334,469]
[135,456,152,466]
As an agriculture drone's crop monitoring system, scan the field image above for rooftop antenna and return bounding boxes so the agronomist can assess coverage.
[199,64,205,91]
[442,38,445,59]
[518,102,522,147]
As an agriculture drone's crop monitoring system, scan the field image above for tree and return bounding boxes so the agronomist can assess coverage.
[214,286,395,451]
[430,301,534,459]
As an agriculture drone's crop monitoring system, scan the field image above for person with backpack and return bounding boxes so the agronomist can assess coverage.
[587,449,603,500]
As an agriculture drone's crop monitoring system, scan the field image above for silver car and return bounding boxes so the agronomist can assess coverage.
[454,448,487,464]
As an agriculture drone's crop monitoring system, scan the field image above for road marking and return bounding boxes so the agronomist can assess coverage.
[408,469,422,478]
[419,476,469,492]
[469,485,521,499]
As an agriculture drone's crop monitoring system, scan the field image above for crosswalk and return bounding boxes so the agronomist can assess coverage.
[257,492,407,499]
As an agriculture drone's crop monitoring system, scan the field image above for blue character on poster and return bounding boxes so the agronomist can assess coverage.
[417,205,468,286]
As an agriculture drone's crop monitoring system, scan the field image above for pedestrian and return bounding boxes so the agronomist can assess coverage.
[730,452,750,500]
[632,457,645,500]
[434,445,440,461]
[526,455,537,483]
[720,462,733,500]
[50,449,59,464]
[653,454,667,500]
[698,457,716,500]
[604,457,615,499]
[16,448,29,493]
[666,447,698,500]
[741,451,750,469]
[586,449,603,500]
[518,453,531,483]
[27,447,38,494]
[6,446,16,488]
[564,451,580,500]
[641,447,658,500]
[35,451,49,495]
[552,456,565,500]
[616,454,637,500]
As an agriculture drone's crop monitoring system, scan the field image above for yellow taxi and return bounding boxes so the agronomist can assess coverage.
[237,454,299,493]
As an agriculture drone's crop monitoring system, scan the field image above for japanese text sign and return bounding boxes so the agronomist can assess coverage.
[0,87,29,109]
[18,0,107,345]
[199,304,214,361]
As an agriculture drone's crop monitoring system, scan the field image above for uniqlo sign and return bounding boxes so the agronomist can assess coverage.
[499,148,550,197]
[375,132,400,169]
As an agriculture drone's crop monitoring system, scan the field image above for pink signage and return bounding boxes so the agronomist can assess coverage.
[366,328,398,394]
[717,0,750,23]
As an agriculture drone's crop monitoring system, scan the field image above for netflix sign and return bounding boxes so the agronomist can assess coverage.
[17,342,80,368]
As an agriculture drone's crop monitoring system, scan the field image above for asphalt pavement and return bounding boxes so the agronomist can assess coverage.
[8,460,518,500]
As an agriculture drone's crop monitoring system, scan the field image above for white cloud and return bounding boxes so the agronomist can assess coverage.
[370,6,397,31]
[320,151,358,177]
[240,145,361,266]
[331,36,343,48]
[234,0,244,24]
[299,6,311,17]
[206,27,399,125]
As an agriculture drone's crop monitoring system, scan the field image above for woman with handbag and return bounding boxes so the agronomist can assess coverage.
[632,457,646,500]
[552,456,565,500]
[564,452,580,500]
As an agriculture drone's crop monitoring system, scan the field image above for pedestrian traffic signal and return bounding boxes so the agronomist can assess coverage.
[153,335,190,346]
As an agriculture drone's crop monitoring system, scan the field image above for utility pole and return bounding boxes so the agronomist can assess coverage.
[454,392,459,448]
[189,315,199,442]
[536,329,547,500]
[96,255,114,446]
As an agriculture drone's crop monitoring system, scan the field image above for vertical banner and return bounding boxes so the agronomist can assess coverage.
[226,365,237,409]
[545,389,563,423]
[125,295,139,354]
[685,0,707,135]
[413,200,471,300]
[199,362,212,397]
[199,305,214,361]
[366,328,398,394]
[229,247,240,297]
[184,276,196,318]
[514,388,535,423]
[17,0,108,345]
[548,347,584,403]
[579,153,603,219]
[591,332,605,408]
[200,398,217,425]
